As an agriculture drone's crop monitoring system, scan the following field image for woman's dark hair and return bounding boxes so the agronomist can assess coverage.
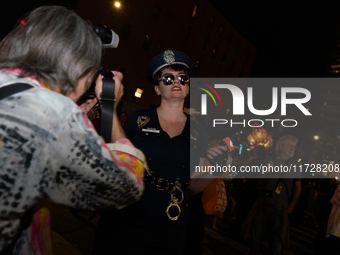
[0,6,102,95]
[153,64,189,85]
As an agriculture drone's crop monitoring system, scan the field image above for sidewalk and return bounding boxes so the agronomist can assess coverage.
[52,231,82,255]
[50,204,229,255]
[50,203,319,255]
[51,204,98,255]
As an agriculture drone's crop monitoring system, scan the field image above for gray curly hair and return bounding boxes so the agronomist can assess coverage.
[0,6,102,95]
[274,135,298,155]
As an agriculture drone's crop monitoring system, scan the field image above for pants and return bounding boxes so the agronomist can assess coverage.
[250,203,284,255]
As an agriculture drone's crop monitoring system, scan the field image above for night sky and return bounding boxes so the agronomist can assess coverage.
[210,0,340,78]
[0,0,78,41]
[2,0,340,79]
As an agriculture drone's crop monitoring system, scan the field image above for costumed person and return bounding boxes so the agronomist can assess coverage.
[242,135,301,255]
[0,6,146,254]
[231,145,267,234]
[93,50,225,254]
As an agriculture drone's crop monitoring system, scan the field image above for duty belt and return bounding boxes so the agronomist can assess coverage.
[144,174,190,191]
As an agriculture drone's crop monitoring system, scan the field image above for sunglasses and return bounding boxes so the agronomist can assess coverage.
[159,74,190,86]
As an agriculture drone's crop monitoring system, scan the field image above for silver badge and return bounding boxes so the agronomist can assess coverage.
[163,50,175,63]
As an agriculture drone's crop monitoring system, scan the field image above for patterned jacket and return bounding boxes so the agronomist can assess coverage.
[0,70,144,254]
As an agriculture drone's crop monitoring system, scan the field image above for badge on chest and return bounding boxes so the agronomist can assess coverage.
[137,115,160,137]
[137,116,150,128]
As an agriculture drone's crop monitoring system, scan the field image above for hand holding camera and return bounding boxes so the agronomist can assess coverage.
[207,146,229,166]
[86,24,123,113]
[94,70,124,111]
[79,97,99,114]
[79,23,125,143]
[207,137,234,167]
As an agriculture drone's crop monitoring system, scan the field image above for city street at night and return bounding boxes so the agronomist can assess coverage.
[1,0,340,254]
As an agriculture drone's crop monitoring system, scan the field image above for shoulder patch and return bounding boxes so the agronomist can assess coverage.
[137,116,150,128]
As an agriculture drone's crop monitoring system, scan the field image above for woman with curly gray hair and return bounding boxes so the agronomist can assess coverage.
[0,6,145,254]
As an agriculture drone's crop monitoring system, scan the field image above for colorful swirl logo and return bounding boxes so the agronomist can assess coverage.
[197,82,222,107]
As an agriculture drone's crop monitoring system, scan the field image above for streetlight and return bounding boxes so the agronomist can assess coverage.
[114,1,121,8]
[101,0,123,24]
[314,135,320,140]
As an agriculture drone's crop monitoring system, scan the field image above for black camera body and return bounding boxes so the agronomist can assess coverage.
[86,24,120,98]
[85,24,121,143]
[92,24,119,49]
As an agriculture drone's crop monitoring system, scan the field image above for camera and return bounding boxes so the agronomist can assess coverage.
[87,67,114,98]
[92,24,119,49]
[207,137,234,167]
[86,24,120,98]
[87,24,124,143]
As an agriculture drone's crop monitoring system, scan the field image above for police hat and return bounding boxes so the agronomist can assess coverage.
[146,50,194,83]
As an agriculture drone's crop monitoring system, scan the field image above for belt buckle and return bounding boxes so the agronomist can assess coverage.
[156,178,169,191]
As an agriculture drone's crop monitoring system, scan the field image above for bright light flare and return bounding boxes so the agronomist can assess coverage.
[114,1,121,8]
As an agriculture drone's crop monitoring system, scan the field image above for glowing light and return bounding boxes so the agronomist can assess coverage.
[114,1,121,8]
[314,135,319,140]
[247,124,273,151]
[134,88,143,98]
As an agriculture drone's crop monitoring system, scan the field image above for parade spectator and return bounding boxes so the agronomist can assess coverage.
[231,146,267,235]
[242,135,301,255]
[0,6,145,254]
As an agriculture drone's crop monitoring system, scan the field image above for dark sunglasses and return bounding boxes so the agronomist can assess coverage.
[159,74,190,86]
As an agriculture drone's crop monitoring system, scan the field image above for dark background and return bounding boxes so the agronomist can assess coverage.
[209,0,340,78]
[2,0,340,78]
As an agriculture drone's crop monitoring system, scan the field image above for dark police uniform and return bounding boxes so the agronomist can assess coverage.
[93,108,207,255]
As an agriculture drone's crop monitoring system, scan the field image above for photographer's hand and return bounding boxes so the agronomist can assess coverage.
[207,146,228,161]
[111,71,125,110]
[94,71,126,142]
[94,71,124,107]
[207,145,229,167]
[79,97,98,114]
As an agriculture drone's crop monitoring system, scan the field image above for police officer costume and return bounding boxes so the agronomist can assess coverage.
[93,50,207,255]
